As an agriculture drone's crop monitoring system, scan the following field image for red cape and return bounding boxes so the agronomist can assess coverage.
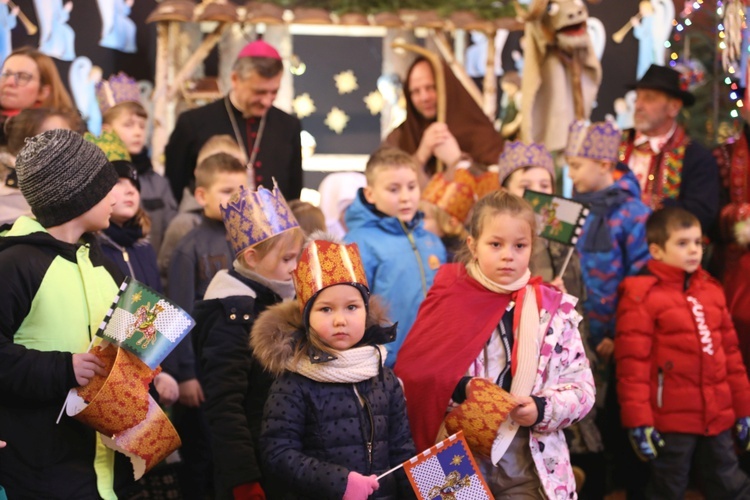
[395,263,541,451]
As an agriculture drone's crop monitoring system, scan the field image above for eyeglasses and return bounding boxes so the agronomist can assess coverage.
[0,71,35,86]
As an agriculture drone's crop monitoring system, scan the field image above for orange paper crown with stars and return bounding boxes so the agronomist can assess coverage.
[421,169,477,222]
[220,182,300,256]
[292,238,369,312]
[566,120,621,162]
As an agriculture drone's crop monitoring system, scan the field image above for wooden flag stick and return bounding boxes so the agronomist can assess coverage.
[556,246,576,281]
[377,462,405,480]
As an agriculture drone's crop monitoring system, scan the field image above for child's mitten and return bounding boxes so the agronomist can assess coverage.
[735,416,750,452]
[343,472,379,500]
[628,426,664,461]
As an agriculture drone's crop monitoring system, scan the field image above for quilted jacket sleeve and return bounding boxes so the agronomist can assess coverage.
[614,277,656,428]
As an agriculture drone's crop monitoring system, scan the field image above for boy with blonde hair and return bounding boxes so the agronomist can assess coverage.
[344,146,446,366]
[616,207,750,498]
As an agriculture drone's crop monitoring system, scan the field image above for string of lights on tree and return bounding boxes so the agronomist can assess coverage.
[666,0,746,123]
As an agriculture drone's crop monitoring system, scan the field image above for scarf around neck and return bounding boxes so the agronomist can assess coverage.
[290,344,386,384]
[574,187,629,252]
[104,221,144,247]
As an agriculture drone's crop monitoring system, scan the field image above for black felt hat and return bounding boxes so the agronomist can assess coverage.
[627,64,695,107]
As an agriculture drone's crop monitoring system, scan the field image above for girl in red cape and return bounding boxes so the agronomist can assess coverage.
[394,191,594,499]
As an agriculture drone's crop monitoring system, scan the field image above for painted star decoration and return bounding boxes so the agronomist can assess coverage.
[131,291,143,304]
[334,70,359,95]
[450,454,464,466]
[292,93,316,119]
[363,90,384,115]
[325,107,350,134]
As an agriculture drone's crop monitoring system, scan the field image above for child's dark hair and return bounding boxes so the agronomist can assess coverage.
[288,200,326,236]
[102,101,148,125]
[646,207,700,247]
[365,146,418,185]
[458,190,537,264]
[195,152,246,189]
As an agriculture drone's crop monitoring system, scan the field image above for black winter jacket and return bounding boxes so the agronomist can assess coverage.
[252,300,417,500]
[192,270,282,499]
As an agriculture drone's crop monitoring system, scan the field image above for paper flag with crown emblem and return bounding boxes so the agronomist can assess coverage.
[523,190,590,246]
[96,277,195,370]
[387,431,491,500]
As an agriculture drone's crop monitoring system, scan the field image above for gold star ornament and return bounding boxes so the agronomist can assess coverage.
[364,90,384,115]
[131,291,143,304]
[325,107,350,134]
[451,454,464,466]
[334,70,359,95]
[292,93,317,119]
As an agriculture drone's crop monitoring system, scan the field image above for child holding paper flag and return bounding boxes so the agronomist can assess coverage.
[253,234,416,499]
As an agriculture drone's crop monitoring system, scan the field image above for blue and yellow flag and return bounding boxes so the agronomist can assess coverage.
[96,277,195,370]
[403,431,492,500]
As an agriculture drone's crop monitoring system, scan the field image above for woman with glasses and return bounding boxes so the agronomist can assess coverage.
[0,47,75,225]
[0,46,74,137]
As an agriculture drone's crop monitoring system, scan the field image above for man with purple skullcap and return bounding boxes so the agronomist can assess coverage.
[165,39,302,203]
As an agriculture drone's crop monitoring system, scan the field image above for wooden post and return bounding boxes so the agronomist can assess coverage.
[167,22,231,100]
[482,29,497,119]
[150,22,171,175]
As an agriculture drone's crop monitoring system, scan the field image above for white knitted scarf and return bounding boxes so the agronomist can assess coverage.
[290,345,387,383]
[467,261,541,464]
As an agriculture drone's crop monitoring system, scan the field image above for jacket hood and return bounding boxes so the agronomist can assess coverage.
[344,188,425,235]
[614,164,643,199]
[250,295,393,377]
[0,216,84,261]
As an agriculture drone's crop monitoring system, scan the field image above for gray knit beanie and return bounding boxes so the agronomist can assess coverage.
[16,129,118,227]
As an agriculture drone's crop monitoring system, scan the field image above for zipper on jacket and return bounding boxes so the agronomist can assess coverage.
[656,368,664,408]
[363,396,375,473]
[401,221,428,297]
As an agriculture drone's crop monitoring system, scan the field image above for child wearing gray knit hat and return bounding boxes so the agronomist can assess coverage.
[0,129,125,498]
[16,129,118,228]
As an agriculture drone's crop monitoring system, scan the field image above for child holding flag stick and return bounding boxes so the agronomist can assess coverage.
[253,234,416,499]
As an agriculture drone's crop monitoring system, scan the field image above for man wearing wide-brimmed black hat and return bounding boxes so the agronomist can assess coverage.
[619,64,719,232]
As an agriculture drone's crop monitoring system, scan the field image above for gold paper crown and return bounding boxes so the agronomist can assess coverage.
[84,130,132,162]
[566,120,621,162]
[220,183,300,256]
[474,170,501,199]
[292,239,369,311]
[421,169,477,222]
[497,141,555,186]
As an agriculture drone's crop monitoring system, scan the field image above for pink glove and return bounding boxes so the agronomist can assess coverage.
[233,482,266,500]
[343,471,379,500]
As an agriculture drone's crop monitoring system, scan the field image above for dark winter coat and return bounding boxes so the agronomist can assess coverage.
[191,269,282,499]
[164,98,302,202]
[252,299,417,500]
[616,259,750,435]
[99,224,162,292]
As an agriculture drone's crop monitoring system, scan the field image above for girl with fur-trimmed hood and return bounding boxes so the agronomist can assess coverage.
[251,235,416,500]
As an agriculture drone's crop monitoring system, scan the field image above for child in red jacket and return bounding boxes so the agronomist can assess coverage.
[615,207,750,498]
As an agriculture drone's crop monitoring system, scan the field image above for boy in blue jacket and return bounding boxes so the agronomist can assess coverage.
[345,147,446,366]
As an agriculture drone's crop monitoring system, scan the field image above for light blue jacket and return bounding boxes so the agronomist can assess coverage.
[344,190,446,366]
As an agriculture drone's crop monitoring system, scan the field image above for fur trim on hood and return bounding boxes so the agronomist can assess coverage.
[250,295,391,377]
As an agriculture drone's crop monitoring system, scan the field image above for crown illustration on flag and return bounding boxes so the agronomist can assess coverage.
[96,72,142,114]
[497,141,555,186]
[566,120,621,162]
[422,169,477,222]
[84,130,132,162]
[292,239,369,312]
[220,182,300,256]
